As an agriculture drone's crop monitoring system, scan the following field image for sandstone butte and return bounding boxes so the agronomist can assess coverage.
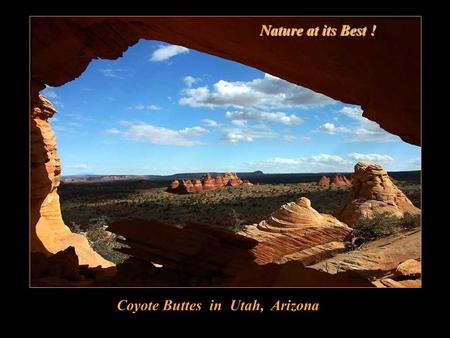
[335,161,421,226]
[30,18,420,286]
[318,174,351,187]
[166,172,252,194]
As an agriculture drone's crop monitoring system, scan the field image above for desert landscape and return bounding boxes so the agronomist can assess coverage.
[31,161,421,287]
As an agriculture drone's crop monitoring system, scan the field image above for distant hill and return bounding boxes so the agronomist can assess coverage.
[61,170,420,185]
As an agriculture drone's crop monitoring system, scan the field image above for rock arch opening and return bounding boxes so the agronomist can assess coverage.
[30,17,421,286]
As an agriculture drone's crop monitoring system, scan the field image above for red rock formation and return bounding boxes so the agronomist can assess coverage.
[214,176,225,187]
[224,172,243,187]
[330,173,351,186]
[318,176,331,186]
[106,217,369,286]
[310,229,421,276]
[201,173,216,191]
[31,95,112,268]
[335,162,421,226]
[192,179,203,193]
[168,180,180,191]
[240,197,353,265]
[167,172,250,194]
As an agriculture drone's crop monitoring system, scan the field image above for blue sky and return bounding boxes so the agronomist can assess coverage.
[41,39,421,176]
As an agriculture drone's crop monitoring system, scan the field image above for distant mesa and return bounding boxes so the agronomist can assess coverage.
[318,174,351,187]
[253,170,264,175]
[335,161,421,226]
[167,172,252,194]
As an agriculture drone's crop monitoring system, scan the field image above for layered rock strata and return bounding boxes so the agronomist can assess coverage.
[335,162,420,226]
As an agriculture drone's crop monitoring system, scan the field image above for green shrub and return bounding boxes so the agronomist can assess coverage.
[353,212,421,243]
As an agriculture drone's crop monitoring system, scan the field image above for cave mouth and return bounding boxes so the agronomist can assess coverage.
[36,38,421,266]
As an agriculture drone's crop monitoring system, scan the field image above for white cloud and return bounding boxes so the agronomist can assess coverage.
[221,127,276,143]
[106,128,121,135]
[110,122,207,146]
[300,136,311,142]
[348,152,394,163]
[226,111,303,125]
[338,106,399,143]
[202,119,221,127]
[65,164,88,169]
[183,76,199,88]
[134,104,161,111]
[271,157,301,165]
[317,122,350,134]
[311,154,348,165]
[97,68,125,79]
[231,120,248,127]
[150,44,189,62]
[179,73,335,109]
[252,152,398,173]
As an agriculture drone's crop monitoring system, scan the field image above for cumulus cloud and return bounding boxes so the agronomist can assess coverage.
[226,111,303,125]
[97,68,125,79]
[202,119,221,127]
[231,120,248,127]
[106,128,121,135]
[107,122,207,146]
[348,152,394,163]
[338,106,399,143]
[317,122,350,134]
[221,127,276,143]
[65,164,88,169]
[270,157,302,165]
[248,152,396,173]
[179,73,335,109]
[150,44,189,62]
[134,104,161,110]
[183,76,199,88]
[310,154,349,167]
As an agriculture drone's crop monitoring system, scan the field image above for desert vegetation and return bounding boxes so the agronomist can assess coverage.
[59,178,420,263]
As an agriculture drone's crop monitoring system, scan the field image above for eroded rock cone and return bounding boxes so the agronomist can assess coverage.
[201,173,216,191]
[192,179,203,193]
[240,197,352,265]
[257,197,348,233]
[168,180,180,192]
[318,176,330,186]
[330,173,351,186]
[335,161,420,226]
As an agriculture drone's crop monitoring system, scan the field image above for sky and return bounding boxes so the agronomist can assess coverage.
[40,39,421,176]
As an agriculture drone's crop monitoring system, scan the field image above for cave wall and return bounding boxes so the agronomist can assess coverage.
[30,17,420,267]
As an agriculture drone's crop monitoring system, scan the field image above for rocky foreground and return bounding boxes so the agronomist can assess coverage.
[31,161,421,287]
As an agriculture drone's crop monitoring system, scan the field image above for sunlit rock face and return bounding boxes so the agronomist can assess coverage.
[30,95,113,268]
[167,173,250,194]
[240,197,353,265]
[335,161,421,226]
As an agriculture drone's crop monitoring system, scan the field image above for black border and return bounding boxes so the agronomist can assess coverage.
[10,10,437,325]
